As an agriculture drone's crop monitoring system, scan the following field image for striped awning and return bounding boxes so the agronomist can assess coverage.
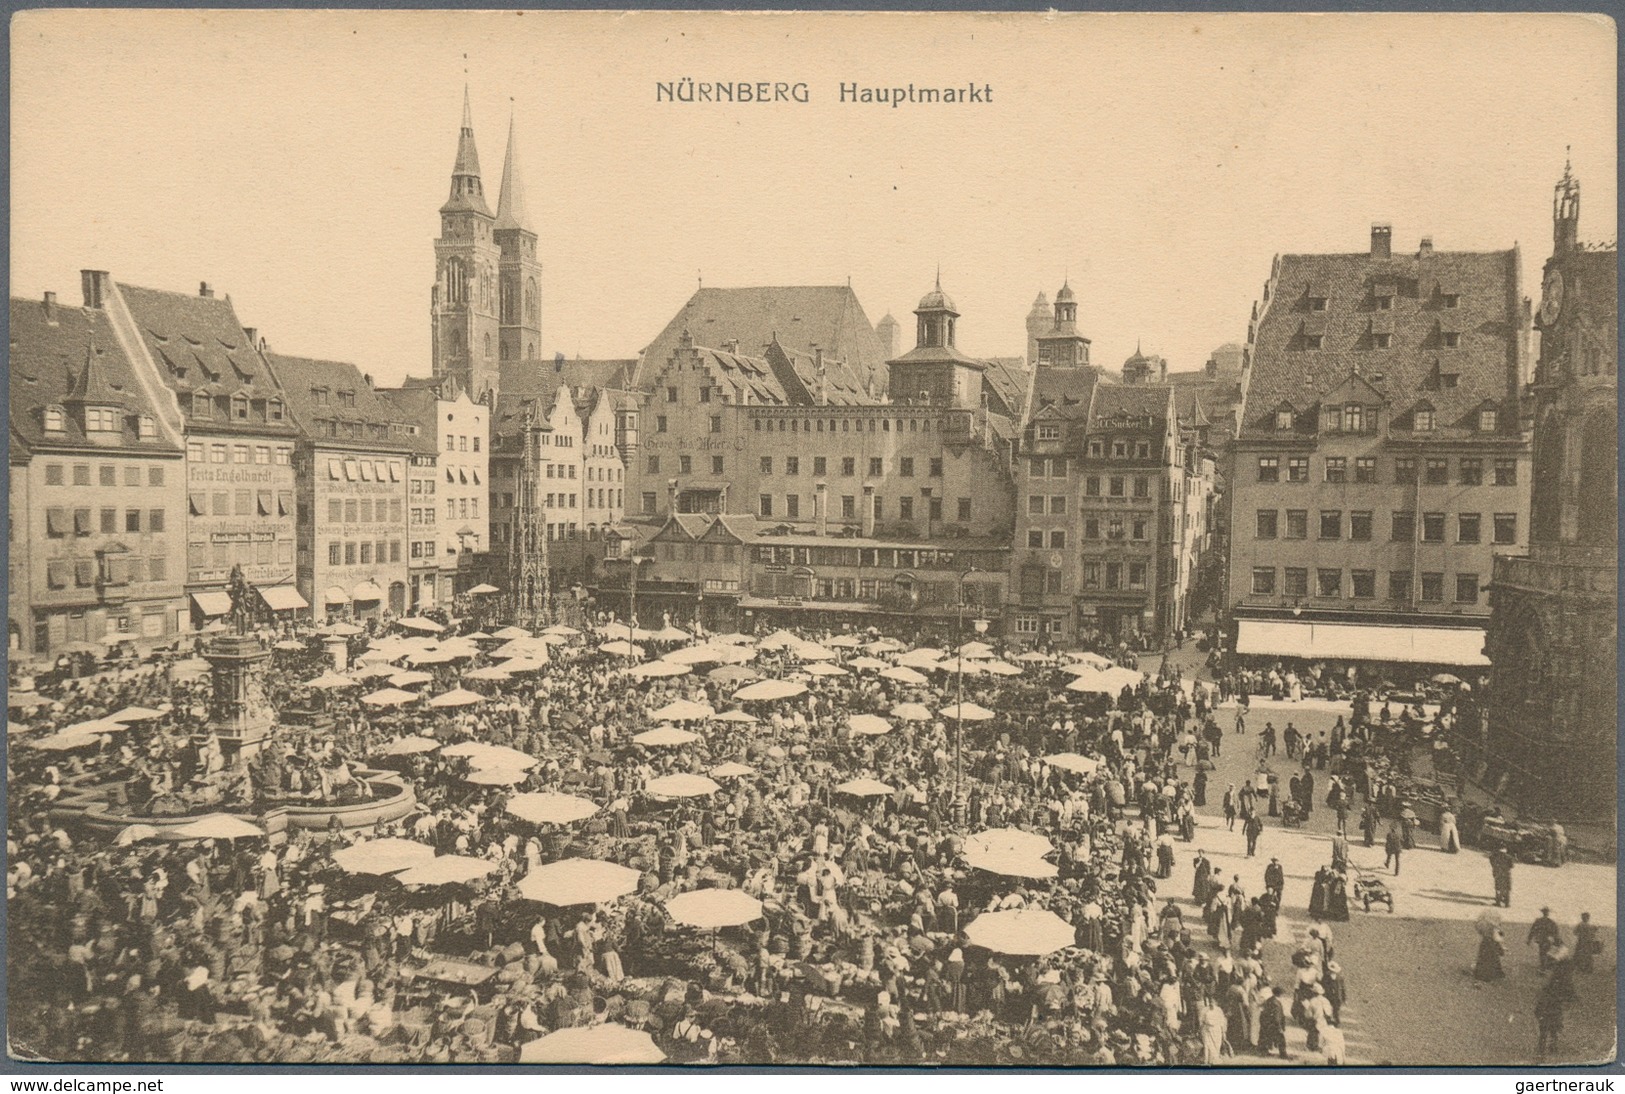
[191,592,232,617]
[259,586,308,611]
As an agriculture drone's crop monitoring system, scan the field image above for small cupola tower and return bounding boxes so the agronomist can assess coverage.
[914,271,959,349]
[1034,280,1092,369]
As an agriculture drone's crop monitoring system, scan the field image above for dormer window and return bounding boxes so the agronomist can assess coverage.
[312,387,330,406]
[232,394,249,420]
[1371,333,1391,349]
[192,392,211,418]
[1478,408,1498,433]
[1344,405,1365,433]
[1414,408,1435,432]
[1308,296,1328,311]
[1442,332,1460,348]
[1037,424,1061,442]
[1375,294,1393,310]
[337,390,357,408]
[85,407,121,433]
[1321,406,1341,433]
[1442,293,1460,309]
[137,415,156,440]
[44,406,66,432]
[1275,408,1295,431]
[1303,334,1323,350]
[268,398,284,421]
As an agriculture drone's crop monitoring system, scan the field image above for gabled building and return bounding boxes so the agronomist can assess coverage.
[8,289,187,654]
[1486,162,1617,814]
[1227,225,1533,668]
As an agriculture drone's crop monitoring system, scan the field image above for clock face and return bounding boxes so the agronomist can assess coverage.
[1540,267,1565,326]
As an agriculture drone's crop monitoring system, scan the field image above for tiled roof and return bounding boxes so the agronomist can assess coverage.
[500,357,637,400]
[1091,383,1174,424]
[1028,365,1102,420]
[1240,244,1522,440]
[641,286,890,394]
[371,386,442,455]
[981,356,1031,419]
[8,296,178,452]
[765,340,870,407]
[262,352,416,453]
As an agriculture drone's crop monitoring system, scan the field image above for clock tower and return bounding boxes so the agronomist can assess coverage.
[432,88,503,401]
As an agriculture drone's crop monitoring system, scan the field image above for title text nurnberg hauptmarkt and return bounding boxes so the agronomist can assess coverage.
[656,80,994,106]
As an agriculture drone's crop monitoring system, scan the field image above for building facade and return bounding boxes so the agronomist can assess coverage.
[1485,163,1617,814]
[8,290,188,654]
[1227,225,1532,667]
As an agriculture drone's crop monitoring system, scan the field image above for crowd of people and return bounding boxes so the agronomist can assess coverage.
[0,601,1593,1065]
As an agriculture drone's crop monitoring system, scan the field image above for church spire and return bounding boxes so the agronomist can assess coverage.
[495,109,531,233]
[442,86,491,216]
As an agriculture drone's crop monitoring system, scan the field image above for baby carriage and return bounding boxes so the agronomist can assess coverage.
[1351,869,1394,913]
[1281,799,1306,828]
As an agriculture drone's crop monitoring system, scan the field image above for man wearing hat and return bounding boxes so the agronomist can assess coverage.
[1258,985,1291,1059]
[1528,907,1563,970]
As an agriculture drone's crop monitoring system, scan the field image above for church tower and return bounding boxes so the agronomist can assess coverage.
[1034,281,1092,368]
[1025,291,1049,366]
[494,111,542,366]
[432,88,503,401]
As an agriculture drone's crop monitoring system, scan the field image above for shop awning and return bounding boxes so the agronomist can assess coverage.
[323,585,350,604]
[353,580,384,602]
[259,586,308,612]
[191,592,232,617]
[1235,619,1489,666]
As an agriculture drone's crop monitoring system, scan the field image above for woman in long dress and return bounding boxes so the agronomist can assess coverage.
[1200,997,1228,1063]
[1474,928,1506,981]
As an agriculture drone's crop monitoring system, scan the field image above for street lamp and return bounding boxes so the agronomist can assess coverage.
[625,553,653,663]
[953,566,984,826]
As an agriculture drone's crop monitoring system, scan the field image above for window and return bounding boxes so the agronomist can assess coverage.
[149,509,165,532]
[1478,408,1498,432]
[840,495,855,519]
[1442,332,1460,348]
[1303,334,1323,349]
[788,495,803,519]
[1286,457,1309,482]
[44,406,66,432]
[1351,570,1376,599]
[100,508,116,533]
[1133,476,1150,499]
[841,457,855,476]
[1464,459,1488,487]
[678,455,692,474]
[1251,567,1276,595]
[929,457,943,477]
[1109,476,1125,498]
[1457,513,1481,543]
[125,509,141,533]
[99,465,116,487]
[1354,457,1377,483]
[1375,293,1393,310]
[1324,457,1346,483]
[666,386,678,403]
[1421,512,1445,542]
[1126,562,1146,589]
[1133,518,1148,540]
[1085,476,1100,497]
[1394,457,1417,483]
[1037,424,1061,442]
[1026,530,1043,548]
[1284,567,1309,597]
[642,492,656,514]
[360,542,372,564]
[1349,510,1373,541]
[872,495,883,519]
[1493,513,1518,545]
[656,416,668,433]
[1050,496,1067,516]
[1255,510,1278,539]
[646,456,660,474]
[1371,333,1391,349]
[1284,510,1308,539]
[44,464,64,486]
[1274,408,1294,430]
[957,497,971,521]
[1424,458,1449,485]
[711,456,724,475]
[1316,568,1341,597]
[898,457,913,477]
[1389,572,1412,601]
[1081,563,1100,588]
[1048,530,1065,549]
[868,457,883,476]
[1016,616,1039,635]
[1257,456,1279,482]
[758,495,773,517]
[787,457,800,476]
[1455,573,1480,604]
[1494,458,1518,486]
[1083,518,1099,539]
[1414,409,1435,432]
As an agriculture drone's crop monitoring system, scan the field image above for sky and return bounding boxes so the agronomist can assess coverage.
[11,10,1616,385]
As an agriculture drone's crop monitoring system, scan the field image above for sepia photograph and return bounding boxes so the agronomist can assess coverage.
[5,9,1618,1069]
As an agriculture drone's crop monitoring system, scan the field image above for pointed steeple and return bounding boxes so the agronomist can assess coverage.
[495,110,531,233]
[442,86,491,216]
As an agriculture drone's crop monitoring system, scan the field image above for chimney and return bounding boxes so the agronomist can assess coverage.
[42,291,57,324]
[80,270,110,309]
[1418,237,1433,255]
[814,347,826,406]
[861,484,876,538]
[199,281,214,298]
[724,339,739,355]
[814,482,828,537]
[1370,224,1392,259]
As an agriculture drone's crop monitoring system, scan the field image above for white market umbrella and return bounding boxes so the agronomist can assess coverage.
[981,660,1024,677]
[427,687,485,708]
[957,640,996,659]
[463,665,514,682]
[849,656,889,672]
[376,735,441,756]
[633,725,700,747]
[733,679,807,702]
[709,761,756,779]
[323,622,364,637]
[940,701,996,721]
[493,626,532,639]
[789,642,838,662]
[865,637,905,653]
[967,828,1056,861]
[498,657,549,674]
[756,629,804,650]
[598,640,645,659]
[518,859,643,906]
[646,773,722,798]
[880,666,929,686]
[397,617,445,634]
[848,714,893,736]
[304,670,358,690]
[652,625,691,643]
[388,670,435,688]
[826,635,863,648]
[519,1024,664,1065]
[331,838,436,875]
[442,742,535,770]
[107,705,164,723]
[1065,667,1143,695]
[836,777,896,798]
[395,855,498,887]
[273,639,307,652]
[714,710,758,725]
[804,663,848,678]
[362,687,420,708]
[1062,651,1115,670]
[350,663,398,680]
[171,814,263,840]
[1043,752,1101,775]
[507,793,600,825]
[708,665,760,684]
[466,583,501,595]
[666,888,763,929]
[892,702,933,721]
[542,624,581,637]
[464,767,532,786]
[650,699,715,722]
[965,908,1077,956]
[404,648,458,666]
[1013,651,1051,663]
[896,648,945,669]
[711,632,756,646]
[627,660,691,679]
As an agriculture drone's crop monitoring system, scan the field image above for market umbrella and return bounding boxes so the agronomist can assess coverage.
[427,687,485,708]
[733,679,807,702]
[627,661,690,679]
[711,632,756,646]
[662,644,727,665]
[171,814,263,841]
[519,1024,664,1065]
[493,626,532,639]
[965,827,1057,878]
[273,639,307,652]
[323,621,364,636]
[493,638,550,659]
[404,648,459,666]
[1013,651,1051,663]
[377,735,441,756]
[1061,651,1114,670]
[891,702,933,721]
[896,648,945,669]
[826,635,863,648]
[1065,667,1144,694]
[633,725,700,747]
[965,852,1059,880]
[713,710,758,725]
[650,699,716,722]
[964,908,1077,956]
[708,665,760,684]
[107,705,164,723]
[957,640,996,659]
[388,670,435,688]
[350,663,398,679]
[7,692,48,710]
[304,670,359,690]
[880,666,928,686]
[395,855,498,887]
[465,767,532,786]
[507,793,600,825]
[542,624,581,637]
[331,838,436,875]
[1431,673,1464,686]
[463,665,514,682]
[756,629,804,650]
[442,742,535,770]
[790,642,837,662]
[518,859,643,906]
[980,660,1024,677]
[836,777,896,798]
[940,701,996,721]
[114,824,162,847]
[849,656,889,672]
[598,640,645,659]
[652,624,691,643]
[848,714,892,736]
[709,761,756,779]
[362,687,420,707]
[666,888,763,929]
[498,657,550,674]
[467,583,501,595]
[646,773,722,798]
[804,663,848,678]
[397,617,445,634]
[865,637,905,653]
[1043,752,1102,775]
